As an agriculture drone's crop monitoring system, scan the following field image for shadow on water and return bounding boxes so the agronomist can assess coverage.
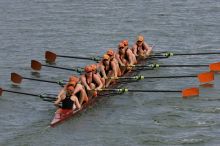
[31,71,41,78]
[200,83,214,88]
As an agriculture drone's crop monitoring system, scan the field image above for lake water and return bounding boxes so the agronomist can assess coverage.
[0,0,220,145]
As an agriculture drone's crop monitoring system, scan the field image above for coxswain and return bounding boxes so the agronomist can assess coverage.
[54,81,81,110]
[55,75,88,107]
[132,35,152,58]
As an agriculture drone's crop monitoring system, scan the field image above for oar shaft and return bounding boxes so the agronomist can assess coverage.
[3,89,40,97]
[135,64,209,68]
[23,77,58,84]
[145,75,196,78]
[41,64,78,72]
[57,55,91,60]
[174,52,220,56]
[2,89,57,100]
[126,89,181,92]
[159,64,208,67]
[153,52,220,57]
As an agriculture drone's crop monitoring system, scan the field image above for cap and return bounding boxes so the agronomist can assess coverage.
[90,64,97,71]
[68,75,79,83]
[118,42,125,49]
[122,39,128,46]
[84,65,93,73]
[103,54,110,60]
[137,35,144,42]
[107,49,114,56]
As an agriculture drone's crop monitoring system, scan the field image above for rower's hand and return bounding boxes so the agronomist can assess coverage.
[54,98,60,106]
[86,86,91,91]
[126,64,134,70]
[54,102,60,108]
[121,63,125,67]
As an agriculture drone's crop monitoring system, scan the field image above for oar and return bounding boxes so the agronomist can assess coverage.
[45,51,101,63]
[133,62,220,71]
[110,71,214,84]
[96,87,199,98]
[153,51,220,57]
[31,60,84,73]
[45,50,169,63]
[0,87,57,102]
[11,72,65,86]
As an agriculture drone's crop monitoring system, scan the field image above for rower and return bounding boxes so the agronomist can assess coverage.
[106,49,122,77]
[132,35,152,58]
[80,65,104,97]
[115,41,137,74]
[54,80,81,110]
[100,54,121,87]
[90,63,106,88]
[54,75,88,107]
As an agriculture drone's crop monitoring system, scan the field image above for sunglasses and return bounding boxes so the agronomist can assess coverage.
[85,71,92,74]
[119,47,124,50]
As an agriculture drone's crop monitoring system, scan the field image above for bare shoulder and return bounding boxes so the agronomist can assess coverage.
[70,95,77,101]
[80,74,85,79]
[132,44,137,48]
[126,49,133,54]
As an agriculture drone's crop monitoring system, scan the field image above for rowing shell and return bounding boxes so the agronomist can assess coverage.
[50,58,151,127]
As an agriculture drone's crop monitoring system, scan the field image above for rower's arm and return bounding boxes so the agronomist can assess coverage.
[93,74,103,90]
[115,54,125,66]
[111,61,118,78]
[144,42,152,56]
[71,95,81,109]
[54,95,63,106]
[132,45,138,56]
[57,87,65,97]
[126,50,135,65]
[100,64,107,79]
[55,87,65,105]
[80,76,91,90]
[72,83,81,95]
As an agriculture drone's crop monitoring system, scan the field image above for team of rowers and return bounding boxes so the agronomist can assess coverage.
[54,35,153,110]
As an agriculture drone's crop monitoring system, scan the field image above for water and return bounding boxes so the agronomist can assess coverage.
[0,0,220,145]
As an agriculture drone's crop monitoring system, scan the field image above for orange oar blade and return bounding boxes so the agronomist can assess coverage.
[45,51,57,63]
[11,72,23,84]
[209,62,220,72]
[31,60,42,71]
[0,88,2,96]
[197,71,214,83]
[182,87,199,98]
